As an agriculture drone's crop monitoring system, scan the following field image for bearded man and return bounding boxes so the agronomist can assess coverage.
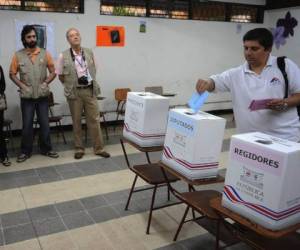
[9,25,58,162]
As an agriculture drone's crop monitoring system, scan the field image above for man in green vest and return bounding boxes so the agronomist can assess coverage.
[57,28,110,159]
[9,25,59,162]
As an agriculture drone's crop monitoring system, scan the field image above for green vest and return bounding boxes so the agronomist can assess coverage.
[16,48,49,99]
[61,48,100,99]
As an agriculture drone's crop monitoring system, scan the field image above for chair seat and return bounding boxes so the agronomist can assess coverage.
[132,163,179,185]
[180,190,221,219]
[49,116,62,123]
[3,119,13,125]
[117,110,125,115]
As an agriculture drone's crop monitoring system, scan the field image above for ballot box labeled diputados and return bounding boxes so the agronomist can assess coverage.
[222,132,300,230]
[123,92,169,147]
[162,109,226,180]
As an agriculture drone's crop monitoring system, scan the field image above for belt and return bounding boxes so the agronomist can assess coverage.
[76,84,92,89]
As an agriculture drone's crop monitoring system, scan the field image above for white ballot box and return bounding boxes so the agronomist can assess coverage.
[123,92,169,147]
[162,108,226,180]
[222,132,300,230]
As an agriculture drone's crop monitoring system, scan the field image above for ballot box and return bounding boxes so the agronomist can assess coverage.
[162,108,226,180]
[222,132,300,230]
[123,92,169,147]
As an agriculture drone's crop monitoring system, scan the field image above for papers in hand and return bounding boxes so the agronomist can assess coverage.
[188,91,209,113]
[249,99,273,111]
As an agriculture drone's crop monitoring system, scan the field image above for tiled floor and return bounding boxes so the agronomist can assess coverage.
[0,113,253,249]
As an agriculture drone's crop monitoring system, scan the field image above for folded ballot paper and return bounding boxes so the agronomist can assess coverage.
[188,91,209,113]
[249,99,273,111]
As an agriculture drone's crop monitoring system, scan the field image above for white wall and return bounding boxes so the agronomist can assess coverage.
[264,7,300,65]
[0,0,266,129]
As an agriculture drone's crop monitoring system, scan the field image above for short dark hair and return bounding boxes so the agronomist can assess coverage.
[21,25,37,48]
[243,28,273,50]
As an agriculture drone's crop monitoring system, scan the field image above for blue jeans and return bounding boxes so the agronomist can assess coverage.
[20,97,52,155]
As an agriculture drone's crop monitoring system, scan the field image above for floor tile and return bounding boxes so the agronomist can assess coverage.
[28,205,59,222]
[40,176,62,183]
[38,232,78,250]
[36,167,60,179]
[111,201,141,217]
[80,194,108,210]
[32,217,66,237]
[55,200,84,216]
[3,238,41,250]
[3,223,36,245]
[156,243,186,250]
[16,176,41,187]
[68,224,114,250]
[58,169,83,179]
[0,229,3,246]
[87,205,119,223]
[102,190,128,205]
[0,189,26,214]
[62,211,94,230]
[1,210,31,228]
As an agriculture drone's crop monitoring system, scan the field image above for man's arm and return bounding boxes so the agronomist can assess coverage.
[195,68,235,94]
[268,59,300,111]
[56,53,64,83]
[44,52,56,84]
[9,54,30,91]
[267,93,300,111]
[0,65,5,94]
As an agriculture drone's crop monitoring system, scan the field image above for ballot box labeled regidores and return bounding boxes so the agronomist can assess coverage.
[162,109,226,180]
[222,132,300,230]
[123,92,169,147]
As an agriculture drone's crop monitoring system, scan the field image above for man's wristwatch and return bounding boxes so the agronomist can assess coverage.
[282,101,288,111]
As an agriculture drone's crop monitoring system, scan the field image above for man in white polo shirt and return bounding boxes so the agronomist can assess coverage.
[196,28,300,142]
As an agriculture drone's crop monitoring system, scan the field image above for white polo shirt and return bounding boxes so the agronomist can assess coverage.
[210,55,300,142]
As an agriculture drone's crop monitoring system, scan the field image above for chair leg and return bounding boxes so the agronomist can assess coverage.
[8,124,14,150]
[215,219,221,250]
[188,185,196,219]
[146,185,157,234]
[125,174,138,210]
[55,121,60,142]
[167,186,171,201]
[101,113,109,140]
[58,121,67,144]
[85,124,88,143]
[114,101,121,133]
[173,205,190,241]
[145,152,151,164]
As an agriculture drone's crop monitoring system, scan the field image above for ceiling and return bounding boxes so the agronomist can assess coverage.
[265,0,300,10]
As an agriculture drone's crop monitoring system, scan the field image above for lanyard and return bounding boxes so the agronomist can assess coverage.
[70,48,88,76]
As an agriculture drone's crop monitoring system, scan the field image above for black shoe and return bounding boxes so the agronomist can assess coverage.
[42,151,59,158]
[2,158,11,167]
[17,153,29,163]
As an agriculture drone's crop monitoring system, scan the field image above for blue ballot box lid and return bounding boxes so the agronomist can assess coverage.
[187,91,209,113]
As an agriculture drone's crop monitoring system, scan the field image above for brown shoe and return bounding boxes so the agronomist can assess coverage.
[96,151,110,158]
[74,152,84,159]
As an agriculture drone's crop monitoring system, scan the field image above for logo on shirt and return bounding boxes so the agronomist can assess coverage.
[270,77,281,85]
